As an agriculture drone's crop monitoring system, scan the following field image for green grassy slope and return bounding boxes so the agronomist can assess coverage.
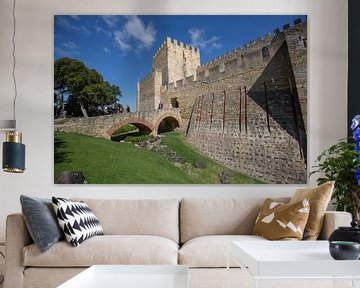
[55,132,195,184]
[54,131,263,184]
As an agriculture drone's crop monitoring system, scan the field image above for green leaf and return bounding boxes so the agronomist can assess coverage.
[310,139,360,215]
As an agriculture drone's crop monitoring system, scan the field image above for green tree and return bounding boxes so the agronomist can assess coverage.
[54,57,121,117]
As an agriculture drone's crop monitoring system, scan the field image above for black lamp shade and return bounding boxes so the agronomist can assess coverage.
[3,141,25,173]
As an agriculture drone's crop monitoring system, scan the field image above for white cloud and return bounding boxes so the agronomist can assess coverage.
[103,47,110,54]
[123,16,156,50]
[61,41,79,49]
[212,42,222,49]
[95,26,111,37]
[57,41,80,57]
[69,15,80,20]
[101,15,118,27]
[114,31,132,51]
[99,16,157,53]
[188,27,221,50]
[80,25,91,35]
[56,17,81,31]
[188,28,204,43]
[56,17,91,35]
[55,47,79,57]
[112,16,156,52]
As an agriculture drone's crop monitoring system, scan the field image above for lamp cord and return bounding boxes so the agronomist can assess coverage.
[0,251,3,284]
[11,0,17,129]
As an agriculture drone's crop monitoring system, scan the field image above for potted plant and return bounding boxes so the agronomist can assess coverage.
[310,115,360,222]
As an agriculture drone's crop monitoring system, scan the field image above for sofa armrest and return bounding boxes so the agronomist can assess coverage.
[318,211,352,240]
[4,214,32,288]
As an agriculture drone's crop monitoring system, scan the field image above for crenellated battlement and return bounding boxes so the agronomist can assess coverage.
[150,36,201,86]
[169,37,199,53]
[163,74,198,92]
[142,72,153,81]
[198,19,304,72]
[139,18,306,114]
[154,18,306,95]
[197,39,268,70]
[152,36,199,60]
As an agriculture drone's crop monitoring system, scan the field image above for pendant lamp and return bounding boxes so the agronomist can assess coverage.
[1,0,26,173]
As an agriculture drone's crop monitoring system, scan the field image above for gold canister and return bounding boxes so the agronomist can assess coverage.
[6,131,22,143]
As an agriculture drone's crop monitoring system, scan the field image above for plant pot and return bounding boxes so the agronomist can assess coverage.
[329,241,360,260]
[329,221,360,244]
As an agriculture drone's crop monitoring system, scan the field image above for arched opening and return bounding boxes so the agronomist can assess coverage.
[171,97,179,108]
[111,123,152,141]
[157,116,180,134]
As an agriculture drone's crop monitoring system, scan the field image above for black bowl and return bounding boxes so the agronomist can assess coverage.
[329,241,360,260]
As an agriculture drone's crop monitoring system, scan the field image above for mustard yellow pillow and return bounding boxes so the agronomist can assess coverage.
[252,198,310,240]
[289,181,334,240]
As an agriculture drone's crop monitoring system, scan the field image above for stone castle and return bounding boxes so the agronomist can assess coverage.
[138,18,307,184]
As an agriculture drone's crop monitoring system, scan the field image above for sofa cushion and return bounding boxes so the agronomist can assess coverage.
[179,235,267,268]
[290,181,334,240]
[52,197,104,247]
[72,198,179,243]
[252,198,310,240]
[20,195,64,253]
[23,235,178,267]
[180,198,289,243]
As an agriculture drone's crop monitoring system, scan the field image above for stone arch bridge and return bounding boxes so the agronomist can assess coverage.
[54,109,182,140]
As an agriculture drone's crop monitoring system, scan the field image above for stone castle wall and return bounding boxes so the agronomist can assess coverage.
[54,109,182,139]
[138,20,307,183]
[139,37,200,112]
[160,31,286,120]
[284,22,308,160]
[152,37,200,85]
[138,70,162,112]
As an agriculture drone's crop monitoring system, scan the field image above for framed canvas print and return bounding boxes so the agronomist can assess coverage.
[54,15,307,184]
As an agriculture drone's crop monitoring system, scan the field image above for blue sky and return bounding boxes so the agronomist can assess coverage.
[54,15,306,110]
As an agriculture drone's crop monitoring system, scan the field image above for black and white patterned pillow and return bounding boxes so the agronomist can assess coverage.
[52,197,104,247]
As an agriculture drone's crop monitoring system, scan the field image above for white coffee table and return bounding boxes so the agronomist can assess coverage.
[228,241,360,288]
[58,265,189,288]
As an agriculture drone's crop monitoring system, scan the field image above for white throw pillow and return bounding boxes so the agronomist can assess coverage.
[52,197,103,246]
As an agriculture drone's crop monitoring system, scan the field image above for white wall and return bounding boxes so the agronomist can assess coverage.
[0,0,348,242]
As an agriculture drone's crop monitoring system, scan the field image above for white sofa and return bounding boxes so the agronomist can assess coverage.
[4,198,352,288]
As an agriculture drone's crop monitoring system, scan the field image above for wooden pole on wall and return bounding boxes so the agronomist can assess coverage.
[238,87,242,133]
[222,90,226,131]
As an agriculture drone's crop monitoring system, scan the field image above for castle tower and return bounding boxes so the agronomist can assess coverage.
[152,37,200,85]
